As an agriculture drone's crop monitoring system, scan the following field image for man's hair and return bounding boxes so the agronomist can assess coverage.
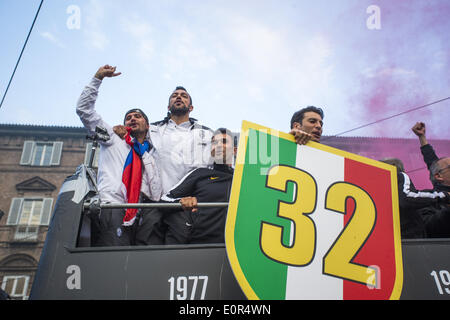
[123,108,149,125]
[290,106,324,129]
[169,86,192,106]
[430,157,447,185]
[213,128,236,147]
[380,158,405,172]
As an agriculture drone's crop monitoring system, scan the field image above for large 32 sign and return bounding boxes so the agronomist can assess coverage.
[225,121,403,300]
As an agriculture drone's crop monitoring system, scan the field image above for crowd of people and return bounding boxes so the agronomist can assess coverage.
[77,64,448,247]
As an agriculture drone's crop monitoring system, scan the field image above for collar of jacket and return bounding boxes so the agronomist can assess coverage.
[435,183,450,193]
[213,163,234,174]
[152,115,197,127]
[152,116,212,132]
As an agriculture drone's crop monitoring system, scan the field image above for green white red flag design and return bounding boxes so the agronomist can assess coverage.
[226,121,403,300]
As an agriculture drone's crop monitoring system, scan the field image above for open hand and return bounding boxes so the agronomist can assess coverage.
[94,65,122,80]
[289,128,313,145]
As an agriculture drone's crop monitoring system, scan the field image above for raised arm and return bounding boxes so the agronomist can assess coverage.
[411,122,428,147]
[411,122,439,170]
[76,65,121,135]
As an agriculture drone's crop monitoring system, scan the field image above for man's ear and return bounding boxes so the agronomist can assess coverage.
[292,122,301,130]
[189,105,194,113]
[233,146,237,155]
[434,172,444,183]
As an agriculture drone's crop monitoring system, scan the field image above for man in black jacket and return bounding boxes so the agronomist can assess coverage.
[380,158,448,238]
[161,128,237,244]
[412,122,450,192]
[411,122,450,238]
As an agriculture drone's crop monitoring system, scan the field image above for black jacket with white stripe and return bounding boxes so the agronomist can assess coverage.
[161,163,234,244]
[398,171,449,238]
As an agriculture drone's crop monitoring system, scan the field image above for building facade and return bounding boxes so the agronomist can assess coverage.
[0,123,448,299]
[0,124,93,299]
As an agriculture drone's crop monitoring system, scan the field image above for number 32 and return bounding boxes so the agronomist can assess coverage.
[260,165,378,287]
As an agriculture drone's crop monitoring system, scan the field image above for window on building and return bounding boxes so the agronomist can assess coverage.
[32,142,53,166]
[6,198,54,241]
[1,275,30,300]
[20,141,63,166]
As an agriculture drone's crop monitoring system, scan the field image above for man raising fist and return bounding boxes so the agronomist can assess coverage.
[76,65,162,246]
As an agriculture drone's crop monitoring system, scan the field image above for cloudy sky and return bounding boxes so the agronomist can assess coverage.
[1,0,449,139]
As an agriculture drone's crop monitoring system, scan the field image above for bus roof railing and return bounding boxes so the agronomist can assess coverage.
[83,202,229,209]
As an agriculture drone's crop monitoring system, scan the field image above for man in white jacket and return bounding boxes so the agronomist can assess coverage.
[76,65,162,246]
[147,86,214,194]
[114,85,213,244]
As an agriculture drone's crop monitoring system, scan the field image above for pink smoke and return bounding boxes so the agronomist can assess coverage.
[345,0,450,139]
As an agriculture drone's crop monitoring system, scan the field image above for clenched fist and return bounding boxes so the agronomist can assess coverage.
[180,197,198,213]
[411,122,426,137]
[113,125,127,139]
[411,122,428,146]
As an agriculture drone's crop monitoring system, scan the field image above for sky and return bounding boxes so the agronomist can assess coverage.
[0,0,449,140]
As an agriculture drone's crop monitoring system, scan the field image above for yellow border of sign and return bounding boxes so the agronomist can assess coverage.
[225,120,404,300]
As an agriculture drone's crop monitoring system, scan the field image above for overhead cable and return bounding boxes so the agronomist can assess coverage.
[0,0,44,109]
[322,96,450,141]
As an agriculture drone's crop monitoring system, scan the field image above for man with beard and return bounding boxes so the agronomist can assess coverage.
[115,86,214,244]
[76,65,162,246]
[150,86,214,193]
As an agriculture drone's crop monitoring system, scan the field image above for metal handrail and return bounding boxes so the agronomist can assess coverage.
[83,202,229,209]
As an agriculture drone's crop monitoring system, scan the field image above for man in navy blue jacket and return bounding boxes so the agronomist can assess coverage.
[161,128,237,244]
